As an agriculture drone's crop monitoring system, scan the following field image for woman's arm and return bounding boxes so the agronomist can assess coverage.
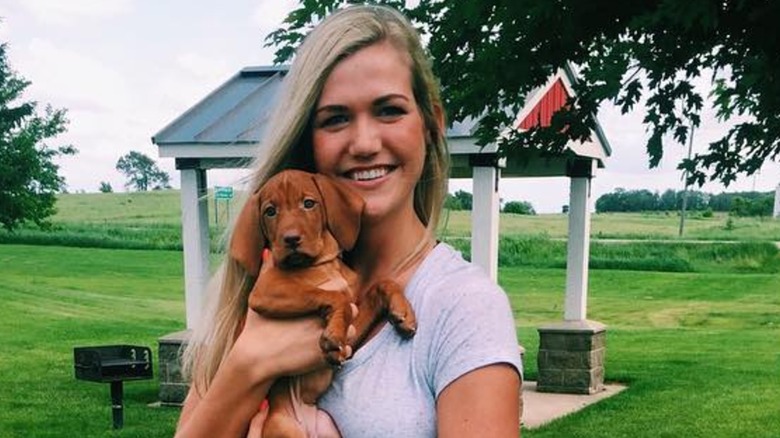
[175,309,331,437]
[436,364,522,437]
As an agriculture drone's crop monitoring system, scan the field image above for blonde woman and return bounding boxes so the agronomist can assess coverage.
[176,5,522,437]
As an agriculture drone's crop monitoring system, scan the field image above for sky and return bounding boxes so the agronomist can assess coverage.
[2,0,778,213]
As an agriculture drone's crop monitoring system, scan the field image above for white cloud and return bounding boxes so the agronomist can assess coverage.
[18,38,134,112]
[15,0,132,25]
[251,0,298,36]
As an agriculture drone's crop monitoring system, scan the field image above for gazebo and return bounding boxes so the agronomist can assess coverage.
[153,64,611,402]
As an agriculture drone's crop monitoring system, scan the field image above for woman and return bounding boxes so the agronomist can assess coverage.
[176,5,522,437]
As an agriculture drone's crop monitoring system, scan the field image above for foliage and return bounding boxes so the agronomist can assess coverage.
[443,192,461,210]
[595,187,773,213]
[730,196,773,218]
[267,0,780,187]
[0,42,75,231]
[99,181,113,193]
[116,151,171,191]
[503,200,536,215]
[452,189,472,210]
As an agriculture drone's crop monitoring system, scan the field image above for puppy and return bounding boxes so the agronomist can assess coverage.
[230,169,417,438]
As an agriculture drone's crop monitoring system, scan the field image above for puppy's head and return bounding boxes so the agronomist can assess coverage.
[230,170,364,275]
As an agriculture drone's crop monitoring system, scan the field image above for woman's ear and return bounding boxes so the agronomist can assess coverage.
[426,103,445,144]
[433,103,445,133]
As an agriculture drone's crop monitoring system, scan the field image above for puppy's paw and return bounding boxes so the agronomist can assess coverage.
[387,294,417,339]
[320,331,349,365]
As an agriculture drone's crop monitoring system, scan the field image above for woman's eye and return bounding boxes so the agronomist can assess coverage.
[377,105,406,119]
[264,206,277,217]
[303,199,316,209]
[318,114,349,128]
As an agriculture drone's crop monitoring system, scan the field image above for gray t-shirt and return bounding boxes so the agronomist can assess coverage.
[318,243,523,437]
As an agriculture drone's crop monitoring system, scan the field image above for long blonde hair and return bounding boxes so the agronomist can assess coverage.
[183,4,450,394]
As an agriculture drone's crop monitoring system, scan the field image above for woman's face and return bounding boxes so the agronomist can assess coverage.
[312,41,427,224]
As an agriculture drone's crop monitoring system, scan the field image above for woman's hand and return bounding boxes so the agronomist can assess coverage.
[230,248,357,383]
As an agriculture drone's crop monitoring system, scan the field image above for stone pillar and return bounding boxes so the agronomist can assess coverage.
[537,320,606,394]
[158,330,191,405]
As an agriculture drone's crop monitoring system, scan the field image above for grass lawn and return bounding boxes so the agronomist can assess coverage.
[2,244,779,437]
[0,245,185,438]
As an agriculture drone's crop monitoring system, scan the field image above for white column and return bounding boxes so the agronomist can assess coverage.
[565,176,592,321]
[471,166,500,281]
[774,183,780,218]
[180,168,210,329]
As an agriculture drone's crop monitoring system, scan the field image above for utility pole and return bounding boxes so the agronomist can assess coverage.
[679,124,695,237]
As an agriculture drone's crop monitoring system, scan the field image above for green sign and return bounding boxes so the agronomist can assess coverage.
[214,186,234,200]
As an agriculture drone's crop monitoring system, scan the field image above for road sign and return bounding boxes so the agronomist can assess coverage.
[214,186,234,200]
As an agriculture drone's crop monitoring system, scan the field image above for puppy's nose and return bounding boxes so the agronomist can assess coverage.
[283,234,301,248]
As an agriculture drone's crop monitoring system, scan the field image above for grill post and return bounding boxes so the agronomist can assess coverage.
[110,381,124,429]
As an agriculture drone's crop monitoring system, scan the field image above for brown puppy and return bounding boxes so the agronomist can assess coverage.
[230,169,417,438]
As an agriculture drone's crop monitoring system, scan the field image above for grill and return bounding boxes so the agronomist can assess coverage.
[74,345,153,429]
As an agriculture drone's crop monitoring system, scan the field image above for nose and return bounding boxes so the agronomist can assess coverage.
[283,233,301,248]
[348,115,381,158]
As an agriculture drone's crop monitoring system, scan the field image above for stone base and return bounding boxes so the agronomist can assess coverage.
[536,320,606,394]
[158,329,191,406]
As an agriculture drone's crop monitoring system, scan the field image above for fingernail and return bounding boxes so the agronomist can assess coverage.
[260,399,269,411]
[262,248,270,260]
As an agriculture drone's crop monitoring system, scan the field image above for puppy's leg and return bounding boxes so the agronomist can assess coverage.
[351,280,417,348]
[248,281,354,364]
[372,279,417,337]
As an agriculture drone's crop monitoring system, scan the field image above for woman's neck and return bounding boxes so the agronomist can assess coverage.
[349,207,434,288]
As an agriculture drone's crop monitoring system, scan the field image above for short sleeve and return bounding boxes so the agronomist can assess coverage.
[428,266,523,397]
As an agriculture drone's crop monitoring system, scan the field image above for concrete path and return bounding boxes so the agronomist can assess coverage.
[522,381,627,429]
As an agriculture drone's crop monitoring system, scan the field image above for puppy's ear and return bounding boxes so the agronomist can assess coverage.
[229,191,265,276]
[312,174,365,251]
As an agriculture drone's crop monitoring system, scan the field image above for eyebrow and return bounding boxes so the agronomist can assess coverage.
[314,93,411,114]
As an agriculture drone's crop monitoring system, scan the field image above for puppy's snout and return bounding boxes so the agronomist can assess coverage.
[283,233,302,248]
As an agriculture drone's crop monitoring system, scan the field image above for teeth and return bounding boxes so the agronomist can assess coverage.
[351,167,388,181]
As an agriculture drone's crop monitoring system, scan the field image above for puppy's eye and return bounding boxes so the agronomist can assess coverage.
[303,199,317,209]
[264,206,277,217]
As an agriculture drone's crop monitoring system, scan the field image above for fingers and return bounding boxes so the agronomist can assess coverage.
[246,400,269,438]
[346,303,359,352]
[350,303,358,319]
[259,248,274,275]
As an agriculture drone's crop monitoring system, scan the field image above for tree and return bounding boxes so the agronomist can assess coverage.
[99,181,113,193]
[503,200,536,215]
[444,193,462,210]
[453,190,472,211]
[115,151,171,191]
[0,42,75,231]
[268,0,780,187]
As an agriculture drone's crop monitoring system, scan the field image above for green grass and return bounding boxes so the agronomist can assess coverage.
[503,267,780,437]
[2,191,779,436]
[2,244,779,437]
[445,236,780,274]
[0,245,185,438]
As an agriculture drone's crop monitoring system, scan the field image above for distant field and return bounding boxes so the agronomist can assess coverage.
[47,190,780,241]
[1,191,778,274]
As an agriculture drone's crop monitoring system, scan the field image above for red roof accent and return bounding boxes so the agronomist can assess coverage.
[517,78,571,130]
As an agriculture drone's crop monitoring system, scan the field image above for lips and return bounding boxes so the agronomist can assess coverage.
[346,166,395,181]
